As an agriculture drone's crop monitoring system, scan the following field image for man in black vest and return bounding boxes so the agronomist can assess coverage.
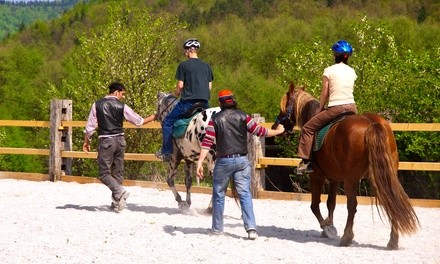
[196,89,284,240]
[83,82,155,212]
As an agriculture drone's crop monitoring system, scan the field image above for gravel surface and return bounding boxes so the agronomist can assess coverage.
[1,179,439,264]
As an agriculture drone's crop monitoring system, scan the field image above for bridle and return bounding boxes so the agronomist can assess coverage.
[275,91,297,130]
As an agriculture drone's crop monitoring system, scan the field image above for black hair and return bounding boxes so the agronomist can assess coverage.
[108,82,125,94]
[334,53,349,64]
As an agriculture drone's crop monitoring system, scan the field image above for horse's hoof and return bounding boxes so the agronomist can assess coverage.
[206,207,213,215]
[387,242,399,250]
[339,233,354,247]
[322,225,338,238]
[178,202,191,212]
[339,240,351,247]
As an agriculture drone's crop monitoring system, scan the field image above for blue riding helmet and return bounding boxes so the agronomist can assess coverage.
[331,40,353,55]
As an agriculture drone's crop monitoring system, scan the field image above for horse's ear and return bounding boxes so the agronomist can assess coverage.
[301,84,306,91]
[280,94,287,113]
[289,81,295,93]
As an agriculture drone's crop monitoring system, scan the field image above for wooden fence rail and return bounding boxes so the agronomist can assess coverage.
[1,122,439,171]
[1,99,439,207]
[2,119,440,130]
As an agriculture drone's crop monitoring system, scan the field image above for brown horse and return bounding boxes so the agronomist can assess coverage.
[272,82,419,249]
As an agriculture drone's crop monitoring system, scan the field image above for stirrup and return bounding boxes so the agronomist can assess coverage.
[295,162,313,175]
[155,150,171,162]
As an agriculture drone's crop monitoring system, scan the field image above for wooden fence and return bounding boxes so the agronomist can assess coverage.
[1,99,439,207]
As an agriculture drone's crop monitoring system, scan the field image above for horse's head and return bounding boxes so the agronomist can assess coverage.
[156,91,179,123]
[272,81,305,133]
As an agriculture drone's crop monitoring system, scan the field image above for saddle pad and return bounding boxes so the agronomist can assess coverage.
[313,123,334,152]
[313,113,354,152]
[172,116,193,139]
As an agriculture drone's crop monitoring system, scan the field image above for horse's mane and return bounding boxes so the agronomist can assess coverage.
[296,90,319,127]
[296,90,316,111]
[156,92,179,122]
[280,85,316,109]
[279,84,319,127]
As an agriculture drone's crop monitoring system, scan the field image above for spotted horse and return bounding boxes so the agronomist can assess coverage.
[156,92,220,212]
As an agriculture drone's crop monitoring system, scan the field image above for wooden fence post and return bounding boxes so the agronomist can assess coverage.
[248,113,266,198]
[49,99,72,181]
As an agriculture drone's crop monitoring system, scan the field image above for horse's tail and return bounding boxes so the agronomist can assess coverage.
[365,122,419,235]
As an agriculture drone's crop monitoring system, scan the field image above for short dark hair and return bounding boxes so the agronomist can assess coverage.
[108,82,125,94]
[220,100,237,110]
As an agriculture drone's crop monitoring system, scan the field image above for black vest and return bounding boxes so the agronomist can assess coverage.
[212,109,248,157]
[95,98,124,136]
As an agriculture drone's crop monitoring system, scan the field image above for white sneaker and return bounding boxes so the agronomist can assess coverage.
[247,230,258,240]
[110,195,119,211]
[116,190,130,212]
[206,228,223,236]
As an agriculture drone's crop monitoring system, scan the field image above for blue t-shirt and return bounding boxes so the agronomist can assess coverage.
[175,58,213,101]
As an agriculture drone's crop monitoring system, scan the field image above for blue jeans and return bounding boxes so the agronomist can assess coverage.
[161,100,208,155]
[212,155,256,232]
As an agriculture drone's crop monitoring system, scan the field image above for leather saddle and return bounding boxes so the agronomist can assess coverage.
[182,102,206,119]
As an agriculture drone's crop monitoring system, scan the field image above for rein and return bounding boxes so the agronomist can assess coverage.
[278,92,296,126]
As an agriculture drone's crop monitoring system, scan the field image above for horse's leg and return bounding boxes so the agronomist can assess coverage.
[387,219,399,250]
[166,154,184,209]
[206,198,213,214]
[309,174,328,233]
[322,180,338,238]
[180,160,193,211]
[326,180,338,222]
[340,182,357,246]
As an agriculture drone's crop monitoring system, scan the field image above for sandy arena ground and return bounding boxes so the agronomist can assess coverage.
[0,179,439,264]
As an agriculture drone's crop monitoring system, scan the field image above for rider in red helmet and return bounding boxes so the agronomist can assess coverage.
[295,40,358,174]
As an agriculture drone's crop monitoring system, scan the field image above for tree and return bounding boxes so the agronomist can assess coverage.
[50,3,184,178]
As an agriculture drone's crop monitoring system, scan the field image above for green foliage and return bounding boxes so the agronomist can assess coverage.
[0,44,50,172]
[0,127,46,173]
[276,40,328,96]
[57,5,179,117]
[212,62,283,118]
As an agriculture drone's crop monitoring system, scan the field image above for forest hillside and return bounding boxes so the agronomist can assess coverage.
[0,0,80,40]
